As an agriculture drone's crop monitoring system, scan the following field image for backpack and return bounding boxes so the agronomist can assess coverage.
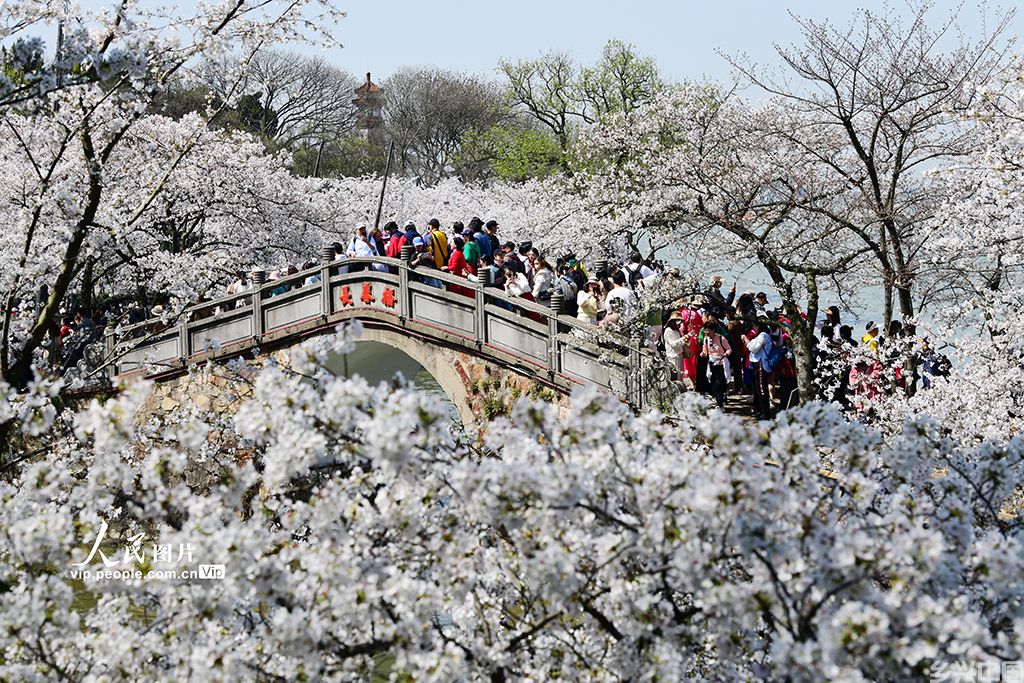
[626,264,645,290]
[762,336,785,374]
[556,275,579,315]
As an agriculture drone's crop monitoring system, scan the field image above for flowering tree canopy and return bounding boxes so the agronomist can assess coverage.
[1,326,1022,681]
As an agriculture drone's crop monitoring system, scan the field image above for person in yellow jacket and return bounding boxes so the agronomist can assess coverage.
[861,321,880,352]
[424,218,450,269]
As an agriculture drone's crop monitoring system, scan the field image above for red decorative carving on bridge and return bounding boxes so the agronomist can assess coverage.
[360,282,375,305]
[381,287,397,308]
[339,285,354,307]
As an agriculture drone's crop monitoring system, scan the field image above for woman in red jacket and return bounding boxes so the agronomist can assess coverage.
[446,236,473,298]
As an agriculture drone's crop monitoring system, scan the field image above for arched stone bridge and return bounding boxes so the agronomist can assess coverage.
[108,254,672,423]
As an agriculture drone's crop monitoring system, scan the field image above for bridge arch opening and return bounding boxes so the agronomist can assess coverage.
[322,331,469,425]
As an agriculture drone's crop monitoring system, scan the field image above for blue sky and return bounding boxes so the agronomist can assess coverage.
[326,0,1017,83]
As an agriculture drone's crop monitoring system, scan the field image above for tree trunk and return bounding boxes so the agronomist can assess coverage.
[788,273,821,404]
[884,219,915,321]
[895,280,914,321]
[880,225,893,329]
[5,129,104,388]
[80,258,95,316]
[883,278,893,330]
[761,259,817,405]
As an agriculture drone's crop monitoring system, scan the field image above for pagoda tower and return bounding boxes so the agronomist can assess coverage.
[353,72,384,146]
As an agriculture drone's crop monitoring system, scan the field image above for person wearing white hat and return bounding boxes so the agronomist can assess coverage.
[861,321,880,352]
[662,311,689,379]
[576,277,603,325]
[347,224,375,258]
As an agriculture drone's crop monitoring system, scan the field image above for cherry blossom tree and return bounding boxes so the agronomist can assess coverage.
[725,3,1015,326]
[575,85,876,402]
[864,61,1024,445]
[0,0,344,393]
[1,325,1021,681]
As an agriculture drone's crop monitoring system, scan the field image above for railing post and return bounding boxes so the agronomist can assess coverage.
[104,325,117,379]
[251,269,266,340]
[398,245,414,322]
[547,292,564,375]
[474,279,487,347]
[320,245,334,319]
[178,312,191,365]
[628,335,642,408]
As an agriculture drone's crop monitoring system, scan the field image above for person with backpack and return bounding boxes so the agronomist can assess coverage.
[424,218,450,269]
[701,319,733,409]
[624,251,655,290]
[560,252,590,292]
[472,222,492,261]
[402,220,420,247]
[604,270,636,318]
[744,319,774,419]
[554,264,581,316]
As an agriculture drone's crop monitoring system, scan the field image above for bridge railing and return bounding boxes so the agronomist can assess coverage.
[109,253,660,408]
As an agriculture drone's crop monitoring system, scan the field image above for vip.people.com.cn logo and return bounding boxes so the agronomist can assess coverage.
[67,520,226,582]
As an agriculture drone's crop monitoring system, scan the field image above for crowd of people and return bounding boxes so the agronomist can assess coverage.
[653,275,952,418]
[62,216,948,418]
[219,218,952,419]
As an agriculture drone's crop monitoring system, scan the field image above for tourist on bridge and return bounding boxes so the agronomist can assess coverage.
[531,257,555,301]
[302,261,320,286]
[502,264,532,300]
[409,237,443,288]
[605,271,637,318]
[347,224,376,258]
[369,226,387,259]
[447,236,474,298]
[424,218,450,269]
[471,253,504,288]
[623,251,655,290]
[576,277,602,325]
[471,220,493,260]
[384,222,405,258]
[501,242,526,278]
[402,220,420,247]
[485,220,501,256]
[519,242,535,286]
[347,224,388,273]
[462,228,481,274]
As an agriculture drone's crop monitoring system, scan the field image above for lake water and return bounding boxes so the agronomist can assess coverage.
[412,368,460,423]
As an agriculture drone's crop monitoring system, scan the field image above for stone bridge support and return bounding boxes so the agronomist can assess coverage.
[141,329,571,428]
